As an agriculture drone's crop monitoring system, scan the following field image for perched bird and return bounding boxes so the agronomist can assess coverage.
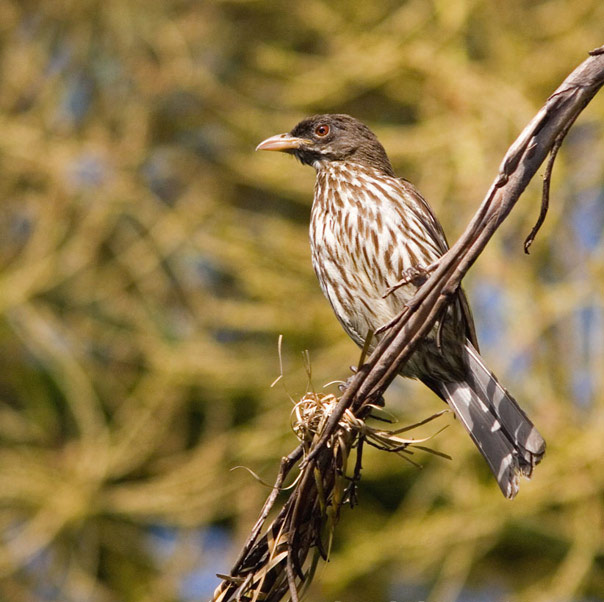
[256,114,545,498]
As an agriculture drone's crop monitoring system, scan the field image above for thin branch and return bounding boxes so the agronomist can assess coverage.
[524,115,578,254]
[227,444,304,578]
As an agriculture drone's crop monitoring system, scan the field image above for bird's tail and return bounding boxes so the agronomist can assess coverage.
[431,343,545,499]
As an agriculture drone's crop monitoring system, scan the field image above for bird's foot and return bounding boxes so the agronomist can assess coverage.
[338,366,357,393]
[382,261,440,298]
[375,309,407,335]
[337,368,385,407]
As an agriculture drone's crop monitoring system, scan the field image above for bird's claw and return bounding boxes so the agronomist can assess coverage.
[338,367,357,392]
[382,261,439,298]
[338,375,354,393]
[375,308,408,335]
[338,371,385,407]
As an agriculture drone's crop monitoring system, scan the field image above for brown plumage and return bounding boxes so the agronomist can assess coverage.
[257,114,545,498]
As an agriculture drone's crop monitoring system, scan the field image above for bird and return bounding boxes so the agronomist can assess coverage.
[256,114,545,499]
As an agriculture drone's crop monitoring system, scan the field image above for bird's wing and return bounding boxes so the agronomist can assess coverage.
[457,287,480,351]
[398,178,450,255]
[397,178,480,351]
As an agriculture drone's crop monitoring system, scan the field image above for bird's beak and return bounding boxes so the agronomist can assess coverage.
[255,133,309,152]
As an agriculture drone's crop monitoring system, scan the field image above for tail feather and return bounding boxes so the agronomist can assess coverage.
[434,343,545,499]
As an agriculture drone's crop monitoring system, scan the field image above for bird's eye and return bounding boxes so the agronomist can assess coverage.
[314,124,330,137]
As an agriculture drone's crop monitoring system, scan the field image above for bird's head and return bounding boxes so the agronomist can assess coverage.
[256,114,395,176]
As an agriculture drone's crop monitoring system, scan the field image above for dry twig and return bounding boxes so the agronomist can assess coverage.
[213,391,446,602]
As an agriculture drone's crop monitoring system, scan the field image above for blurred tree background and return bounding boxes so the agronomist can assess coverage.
[1,1,603,601]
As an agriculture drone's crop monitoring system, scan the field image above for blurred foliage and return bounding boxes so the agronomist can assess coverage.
[0,1,604,601]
